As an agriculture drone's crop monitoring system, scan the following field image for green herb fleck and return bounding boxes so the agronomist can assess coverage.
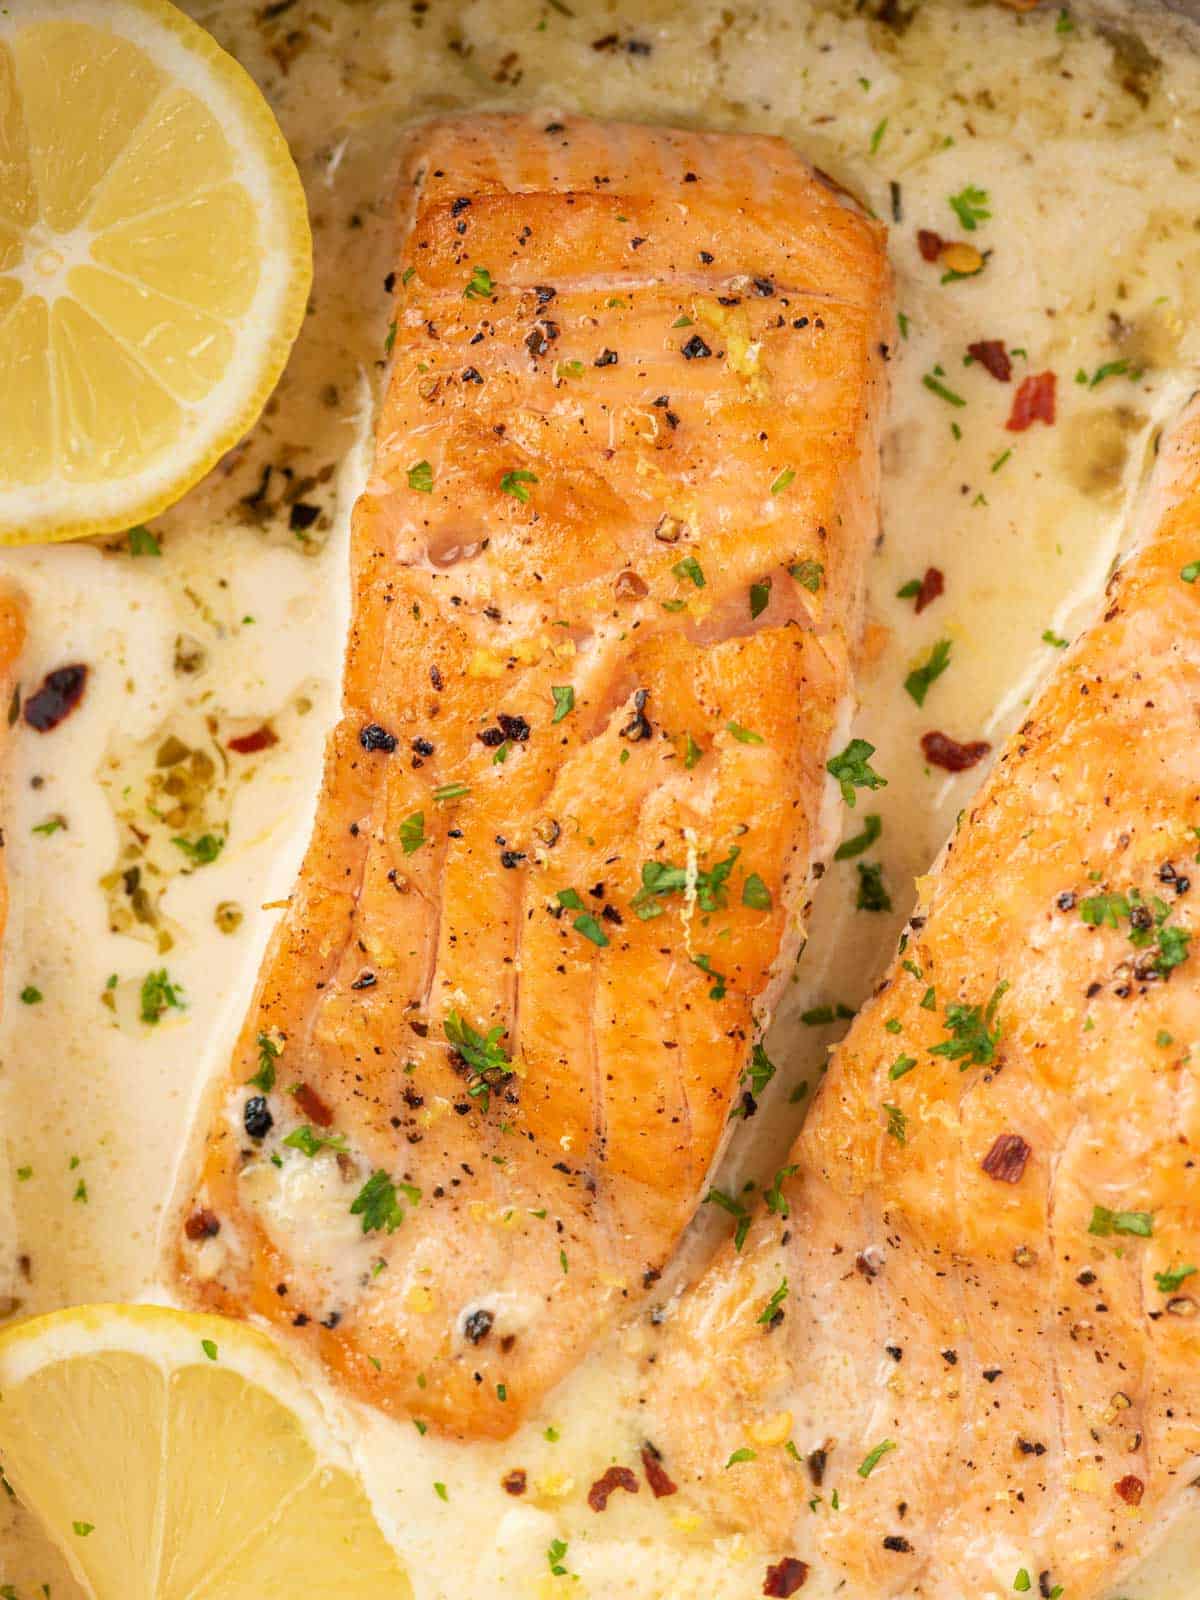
[500,469,538,503]
[400,811,426,855]
[1088,1205,1152,1238]
[835,813,882,861]
[407,460,434,494]
[828,739,887,807]
[948,185,990,231]
[858,1439,896,1478]
[551,685,575,723]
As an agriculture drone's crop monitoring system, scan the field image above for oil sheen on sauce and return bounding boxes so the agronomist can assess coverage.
[2,1,1200,1595]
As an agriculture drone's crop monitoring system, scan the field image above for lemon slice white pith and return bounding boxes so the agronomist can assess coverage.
[0,1303,411,1599]
[0,0,311,544]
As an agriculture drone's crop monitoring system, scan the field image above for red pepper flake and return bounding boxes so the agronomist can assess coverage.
[917,229,943,262]
[763,1557,810,1596]
[640,1441,678,1497]
[23,663,88,732]
[981,1133,1031,1184]
[915,566,944,614]
[183,1207,220,1241]
[1115,1474,1144,1506]
[501,1468,527,1496]
[966,340,1012,383]
[1006,372,1056,432]
[587,1465,639,1512]
[228,724,279,755]
[921,731,991,772]
[293,1082,334,1128]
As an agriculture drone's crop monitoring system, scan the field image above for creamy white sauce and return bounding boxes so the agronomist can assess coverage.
[3,1,1200,1594]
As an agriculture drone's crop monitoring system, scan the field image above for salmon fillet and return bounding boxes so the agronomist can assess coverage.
[644,400,1200,1596]
[172,112,890,1437]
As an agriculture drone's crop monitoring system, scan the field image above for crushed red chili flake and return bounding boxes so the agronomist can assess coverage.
[293,1082,334,1128]
[1006,372,1057,432]
[915,566,944,614]
[587,1465,639,1512]
[1114,1474,1145,1506]
[981,1133,1031,1184]
[24,663,88,732]
[921,731,991,772]
[967,340,1012,383]
[228,724,279,754]
[763,1557,810,1596]
[917,229,943,262]
[184,1207,220,1241]
[640,1441,678,1497]
[501,1468,527,1496]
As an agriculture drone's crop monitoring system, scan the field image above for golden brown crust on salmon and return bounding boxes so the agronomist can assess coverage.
[645,401,1200,1596]
[173,112,890,1437]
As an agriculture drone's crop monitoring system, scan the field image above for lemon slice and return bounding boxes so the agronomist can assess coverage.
[0,0,311,543]
[0,1304,411,1599]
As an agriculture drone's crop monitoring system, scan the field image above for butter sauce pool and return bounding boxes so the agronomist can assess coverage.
[3,1,1200,1594]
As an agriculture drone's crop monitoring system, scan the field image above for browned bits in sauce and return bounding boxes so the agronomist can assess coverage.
[23,663,88,732]
[294,1082,334,1128]
[1006,372,1057,432]
[1114,1474,1145,1506]
[921,730,992,772]
[914,566,945,614]
[967,340,1013,382]
[762,1557,810,1596]
[501,1468,526,1496]
[640,1441,678,1497]
[587,1464,639,1511]
[183,1208,220,1241]
[981,1133,1031,1184]
[228,724,279,755]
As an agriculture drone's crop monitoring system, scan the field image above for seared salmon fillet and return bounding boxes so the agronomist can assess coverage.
[644,400,1200,1596]
[173,112,890,1437]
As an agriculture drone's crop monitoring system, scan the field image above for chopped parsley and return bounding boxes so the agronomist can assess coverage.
[432,781,470,804]
[856,861,891,912]
[726,720,764,745]
[547,1539,570,1577]
[948,184,990,231]
[140,968,184,1025]
[726,1447,757,1467]
[771,468,796,495]
[19,985,41,1005]
[1075,359,1132,389]
[1079,886,1191,975]
[633,848,739,919]
[922,372,967,407]
[869,117,888,155]
[757,1277,789,1326]
[800,1002,854,1026]
[407,460,434,493]
[201,1338,218,1361]
[127,525,161,556]
[747,1043,775,1097]
[551,685,575,723]
[444,1010,512,1112]
[282,1125,349,1158]
[464,265,493,300]
[1014,1571,1032,1594]
[172,833,224,866]
[351,1169,419,1234]
[1042,629,1069,649]
[673,555,705,588]
[904,639,952,707]
[835,812,882,861]
[572,912,609,948]
[706,1187,752,1251]
[1088,1205,1153,1238]
[790,558,823,592]
[684,732,703,769]
[857,1439,896,1478]
[889,1054,916,1081]
[692,952,727,1000]
[248,1032,280,1092]
[929,982,1007,1068]
[765,1163,799,1217]
[742,873,772,911]
[399,811,426,855]
[883,1103,907,1144]
[827,739,887,806]
[1154,1263,1197,1294]
[1181,561,1200,584]
[750,578,772,619]
[500,469,538,503]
